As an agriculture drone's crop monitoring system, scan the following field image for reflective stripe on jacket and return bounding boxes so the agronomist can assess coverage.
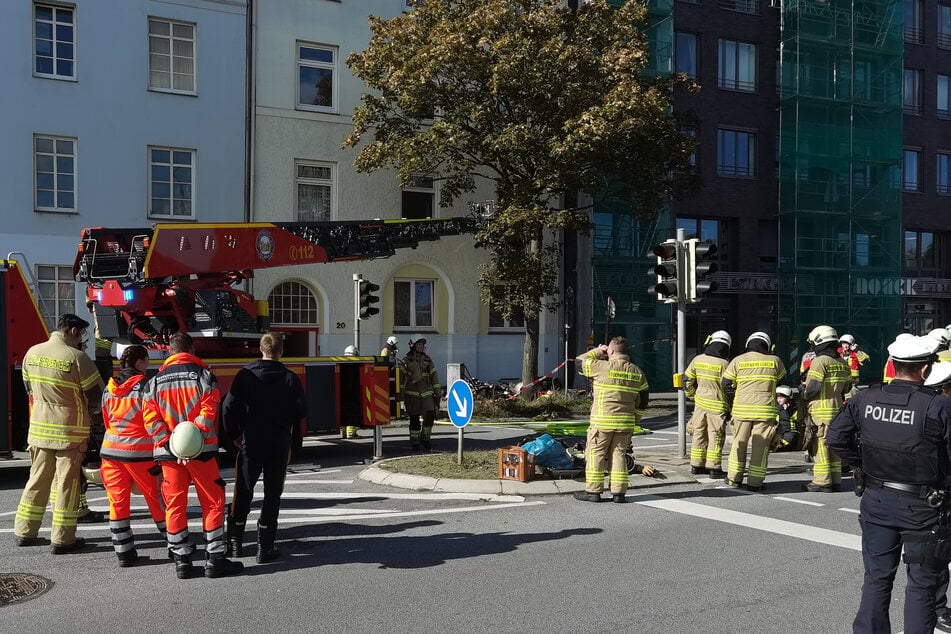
[723,351,786,421]
[23,331,103,449]
[142,352,220,461]
[684,354,729,414]
[101,373,155,462]
[805,354,852,423]
[577,350,648,430]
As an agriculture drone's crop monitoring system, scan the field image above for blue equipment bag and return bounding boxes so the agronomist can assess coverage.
[520,433,574,470]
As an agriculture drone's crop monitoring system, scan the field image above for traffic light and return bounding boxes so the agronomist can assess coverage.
[358,279,380,319]
[650,240,681,303]
[685,238,718,303]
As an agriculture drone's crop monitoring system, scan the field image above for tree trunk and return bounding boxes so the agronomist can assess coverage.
[522,313,539,397]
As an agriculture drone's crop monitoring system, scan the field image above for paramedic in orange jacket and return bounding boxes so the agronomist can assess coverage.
[100,344,166,567]
[142,333,243,579]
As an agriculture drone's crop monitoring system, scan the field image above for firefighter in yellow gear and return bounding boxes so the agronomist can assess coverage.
[573,336,649,503]
[801,325,853,492]
[722,331,786,492]
[401,335,441,451]
[684,330,731,479]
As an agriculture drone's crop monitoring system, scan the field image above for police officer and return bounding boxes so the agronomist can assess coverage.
[684,330,731,479]
[827,335,951,633]
[924,361,951,633]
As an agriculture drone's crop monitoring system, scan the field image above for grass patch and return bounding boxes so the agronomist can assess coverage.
[473,392,593,421]
[382,450,500,479]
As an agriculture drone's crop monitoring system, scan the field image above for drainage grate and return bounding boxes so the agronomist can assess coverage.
[0,573,53,606]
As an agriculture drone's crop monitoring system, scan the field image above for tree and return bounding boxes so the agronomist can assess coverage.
[345,0,696,389]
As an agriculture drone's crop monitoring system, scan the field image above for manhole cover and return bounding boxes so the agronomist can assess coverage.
[0,573,53,606]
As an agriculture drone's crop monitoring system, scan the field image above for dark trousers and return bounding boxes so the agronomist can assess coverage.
[230,445,289,530]
[853,487,942,634]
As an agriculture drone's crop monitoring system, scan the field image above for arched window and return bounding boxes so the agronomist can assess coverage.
[268,281,318,326]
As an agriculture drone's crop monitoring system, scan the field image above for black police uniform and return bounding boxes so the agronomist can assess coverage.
[826,378,951,633]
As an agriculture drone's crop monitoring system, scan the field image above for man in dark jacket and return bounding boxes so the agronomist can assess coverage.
[222,332,307,563]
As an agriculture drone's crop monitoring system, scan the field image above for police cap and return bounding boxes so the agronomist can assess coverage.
[887,335,939,363]
[925,362,951,388]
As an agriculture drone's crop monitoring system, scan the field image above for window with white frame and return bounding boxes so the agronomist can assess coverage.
[34,135,76,212]
[401,175,435,219]
[718,39,756,92]
[36,264,75,330]
[488,285,525,331]
[296,161,334,222]
[394,279,434,329]
[34,3,75,80]
[268,281,319,326]
[297,43,336,112]
[149,147,194,218]
[148,18,196,93]
[717,128,755,177]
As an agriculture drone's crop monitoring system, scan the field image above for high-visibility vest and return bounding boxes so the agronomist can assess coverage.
[723,351,786,421]
[101,373,155,462]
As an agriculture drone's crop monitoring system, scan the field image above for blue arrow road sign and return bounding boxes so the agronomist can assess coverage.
[447,379,473,428]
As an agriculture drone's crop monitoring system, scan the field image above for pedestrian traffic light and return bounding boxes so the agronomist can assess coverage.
[650,240,681,303]
[685,238,718,303]
[358,279,380,319]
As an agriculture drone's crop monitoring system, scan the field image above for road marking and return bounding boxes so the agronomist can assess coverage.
[287,469,342,476]
[635,496,861,551]
[279,492,525,503]
[773,496,824,507]
[838,508,860,515]
[631,443,681,449]
[281,479,355,485]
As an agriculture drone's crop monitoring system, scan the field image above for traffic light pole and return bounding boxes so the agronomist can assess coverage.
[352,273,362,352]
[676,228,687,459]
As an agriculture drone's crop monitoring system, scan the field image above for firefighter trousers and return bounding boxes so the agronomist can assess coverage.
[161,459,226,557]
[688,408,726,470]
[409,412,435,444]
[810,422,842,487]
[101,459,166,556]
[230,446,289,533]
[727,419,774,487]
[15,445,83,545]
[584,427,633,495]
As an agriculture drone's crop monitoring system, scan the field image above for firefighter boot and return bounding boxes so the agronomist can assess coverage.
[256,521,280,564]
[173,553,195,580]
[117,549,140,568]
[228,517,246,558]
[204,552,244,578]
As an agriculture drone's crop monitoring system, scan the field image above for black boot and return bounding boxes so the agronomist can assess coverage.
[117,549,140,568]
[204,552,244,578]
[228,518,246,558]
[173,553,195,579]
[256,522,280,564]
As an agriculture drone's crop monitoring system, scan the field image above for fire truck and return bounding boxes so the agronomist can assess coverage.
[2,217,477,455]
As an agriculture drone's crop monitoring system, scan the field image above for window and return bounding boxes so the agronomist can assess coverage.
[939,153,951,194]
[674,32,698,80]
[149,147,194,218]
[940,76,951,120]
[34,135,75,212]
[148,19,196,93]
[487,285,525,331]
[34,3,75,79]
[268,281,318,326]
[941,5,951,49]
[296,161,334,222]
[903,149,921,191]
[905,0,923,44]
[297,43,336,112]
[718,39,756,92]
[36,264,75,330]
[401,175,435,219]
[718,0,759,15]
[904,231,938,275]
[904,69,922,115]
[394,279,434,329]
[676,217,728,264]
[717,128,755,177]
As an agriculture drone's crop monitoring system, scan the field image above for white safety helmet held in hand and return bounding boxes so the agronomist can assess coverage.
[706,330,732,347]
[745,331,771,348]
[807,325,838,346]
[408,334,427,347]
[928,328,951,347]
[925,362,951,388]
[344,345,359,356]
[839,333,855,345]
[775,385,793,398]
[82,464,103,486]
[169,421,204,460]
[386,335,398,347]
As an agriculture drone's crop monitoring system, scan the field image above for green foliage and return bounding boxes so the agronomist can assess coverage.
[473,392,593,420]
[383,450,501,479]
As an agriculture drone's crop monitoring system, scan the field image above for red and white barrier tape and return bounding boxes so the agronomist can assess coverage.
[506,359,570,400]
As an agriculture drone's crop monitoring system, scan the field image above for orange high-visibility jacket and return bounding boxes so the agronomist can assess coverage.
[101,371,155,462]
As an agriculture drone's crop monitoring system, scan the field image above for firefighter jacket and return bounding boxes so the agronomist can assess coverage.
[221,359,306,454]
[684,354,729,414]
[577,349,649,430]
[101,369,155,462]
[142,352,220,461]
[401,351,440,416]
[22,331,104,449]
[723,351,786,421]
[827,380,951,486]
[804,353,852,424]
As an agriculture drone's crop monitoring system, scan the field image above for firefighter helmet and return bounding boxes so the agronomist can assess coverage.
[839,333,856,345]
[344,345,359,356]
[775,385,793,398]
[82,464,103,486]
[169,421,204,459]
[706,330,732,347]
[807,325,838,346]
[745,331,771,348]
[386,335,398,347]
[928,328,951,347]
[408,334,427,347]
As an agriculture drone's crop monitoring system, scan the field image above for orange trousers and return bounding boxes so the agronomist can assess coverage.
[101,459,165,523]
[161,459,226,557]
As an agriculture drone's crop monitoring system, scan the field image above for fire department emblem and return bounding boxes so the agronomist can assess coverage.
[256,230,275,262]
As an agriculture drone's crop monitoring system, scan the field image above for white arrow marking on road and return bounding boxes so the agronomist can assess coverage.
[452,389,469,418]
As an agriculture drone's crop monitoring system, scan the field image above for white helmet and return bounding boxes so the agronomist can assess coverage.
[169,421,204,460]
[839,333,855,345]
[707,330,732,347]
[775,385,793,398]
[926,361,951,387]
[344,345,359,356]
[746,331,771,348]
[82,464,103,486]
[386,335,398,347]
[408,334,427,347]
[807,325,838,346]
[927,328,951,347]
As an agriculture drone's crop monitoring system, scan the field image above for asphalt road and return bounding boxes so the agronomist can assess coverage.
[0,422,926,633]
